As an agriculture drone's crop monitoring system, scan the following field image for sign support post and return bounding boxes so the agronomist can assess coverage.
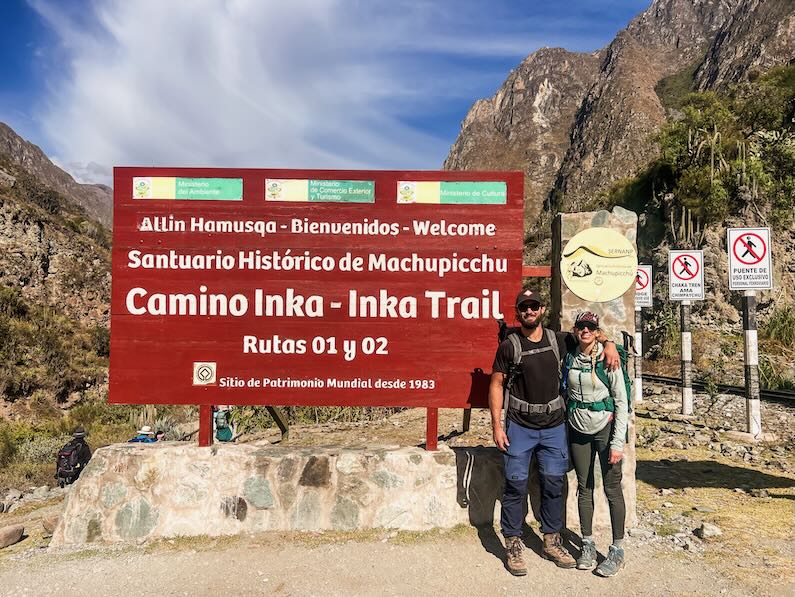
[743,290,762,437]
[199,405,213,447]
[680,300,693,415]
[634,305,643,405]
[668,250,703,415]
[727,228,771,439]
[426,407,439,451]
[634,265,652,405]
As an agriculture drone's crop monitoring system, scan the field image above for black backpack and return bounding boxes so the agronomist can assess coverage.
[55,440,91,486]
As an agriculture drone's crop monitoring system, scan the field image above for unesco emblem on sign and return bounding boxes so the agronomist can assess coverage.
[193,362,217,386]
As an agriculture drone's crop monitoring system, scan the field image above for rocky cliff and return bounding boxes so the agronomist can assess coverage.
[444,49,600,227]
[445,0,795,235]
[0,137,110,406]
[0,123,112,229]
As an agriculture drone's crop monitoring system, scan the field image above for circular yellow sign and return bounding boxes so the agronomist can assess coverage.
[560,227,638,302]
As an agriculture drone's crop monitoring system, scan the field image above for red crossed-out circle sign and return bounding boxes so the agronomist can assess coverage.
[635,268,649,290]
[672,254,699,280]
[732,232,766,265]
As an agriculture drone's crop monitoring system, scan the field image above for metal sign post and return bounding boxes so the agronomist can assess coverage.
[728,227,771,438]
[743,290,762,438]
[680,300,693,415]
[634,265,653,405]
[668,250,704,416]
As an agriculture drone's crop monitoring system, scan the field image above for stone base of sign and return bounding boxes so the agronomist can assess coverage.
[50,442,635,547]
[551,206,640,531]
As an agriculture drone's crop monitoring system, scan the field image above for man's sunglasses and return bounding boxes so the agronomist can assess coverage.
[518,301,542,312]
[575,322,598,331]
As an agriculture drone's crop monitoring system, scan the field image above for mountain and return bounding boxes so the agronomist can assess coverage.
[445,0,795,246]
[0,123,112,229]
[0,124,111,408]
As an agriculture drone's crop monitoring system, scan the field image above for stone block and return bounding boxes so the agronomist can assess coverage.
[243,475,274,509]
[115,497,159,540]
[299,456,331,487]
[0,524,24,549]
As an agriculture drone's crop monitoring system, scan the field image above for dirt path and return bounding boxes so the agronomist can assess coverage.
[0,529,779,597]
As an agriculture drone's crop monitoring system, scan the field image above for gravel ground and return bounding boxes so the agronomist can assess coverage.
[1,383,793,597]
[0,530,774,597]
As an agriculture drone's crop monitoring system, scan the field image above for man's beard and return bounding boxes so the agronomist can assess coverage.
[519,315,540,330]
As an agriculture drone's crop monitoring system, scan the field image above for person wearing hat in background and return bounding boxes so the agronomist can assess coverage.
[564,311,628,577]
[55,427,93,486]
[489,288,619,576]
[128,425,157,443]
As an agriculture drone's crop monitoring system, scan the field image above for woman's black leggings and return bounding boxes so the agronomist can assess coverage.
[568,423,626,542]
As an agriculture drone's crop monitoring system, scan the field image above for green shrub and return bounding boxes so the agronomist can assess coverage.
[90,325,110,357]
[0,422,16,466]
[759,355,795,391]
[0,285,28,318]
[762,305,795,346]
[15,434,71,463]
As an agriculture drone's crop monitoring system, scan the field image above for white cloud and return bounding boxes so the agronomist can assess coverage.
[30,0,613,186]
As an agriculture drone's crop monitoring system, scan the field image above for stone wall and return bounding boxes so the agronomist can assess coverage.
[51,443,471,547]
[51,440,628,547]
[551,206,639,530]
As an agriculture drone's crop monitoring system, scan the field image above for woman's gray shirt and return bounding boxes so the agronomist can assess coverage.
[566,344,629,452]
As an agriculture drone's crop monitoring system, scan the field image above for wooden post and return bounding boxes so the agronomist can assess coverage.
[198,405,213,446]
[426,407,438,451]
[680,300,693,415]
[461,408,471,432]
[743,291,762,437]
[634,305,643,405]
[266,406,290,441]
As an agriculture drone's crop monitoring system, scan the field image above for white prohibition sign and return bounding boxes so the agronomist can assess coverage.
[635,268,650,290]
[732,232,766,265]
[672,254,699,280]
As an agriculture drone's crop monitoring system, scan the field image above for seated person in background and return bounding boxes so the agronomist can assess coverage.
[214,405,234,442]
[128,425,157,443]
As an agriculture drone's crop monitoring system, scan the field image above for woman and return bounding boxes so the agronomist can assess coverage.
[565,311,628,577]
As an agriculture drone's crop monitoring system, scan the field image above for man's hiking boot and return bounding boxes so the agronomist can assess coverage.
[595,545,625,577]
[504,536,527,576]
[576,538,597,570]
[542,532,576,568]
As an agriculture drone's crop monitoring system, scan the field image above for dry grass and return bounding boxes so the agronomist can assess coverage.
[635,417,795,588]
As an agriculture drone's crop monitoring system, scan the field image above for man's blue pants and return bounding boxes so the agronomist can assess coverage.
[501,420,568,537]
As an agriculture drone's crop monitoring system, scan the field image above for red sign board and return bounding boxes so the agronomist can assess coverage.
[110,168,523,409]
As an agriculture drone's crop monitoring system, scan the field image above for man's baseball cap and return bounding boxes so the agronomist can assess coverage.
[515,288,542,308]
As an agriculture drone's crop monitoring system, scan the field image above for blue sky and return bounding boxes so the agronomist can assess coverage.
[0,0,650,186]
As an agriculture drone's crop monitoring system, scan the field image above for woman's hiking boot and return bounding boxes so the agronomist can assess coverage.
[595,545,625,577]
[542,532,576,568]
[576,538,597,570]
[504,536,527,576]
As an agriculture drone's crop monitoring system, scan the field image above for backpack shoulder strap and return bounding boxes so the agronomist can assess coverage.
[507,333,523,365]
[594,359,612,396]
[544,328,561,378]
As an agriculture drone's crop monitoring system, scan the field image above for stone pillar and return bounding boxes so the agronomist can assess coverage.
[551,206,638,532]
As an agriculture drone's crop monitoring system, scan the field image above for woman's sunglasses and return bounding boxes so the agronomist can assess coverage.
[575,322,597,331]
